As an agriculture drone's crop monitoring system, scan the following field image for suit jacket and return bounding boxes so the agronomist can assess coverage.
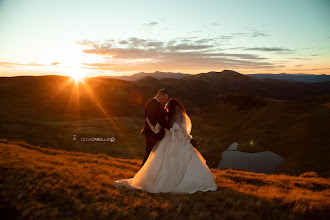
[141,98,170,141]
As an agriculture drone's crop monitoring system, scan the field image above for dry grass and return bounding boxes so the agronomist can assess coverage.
[0,139,329,220]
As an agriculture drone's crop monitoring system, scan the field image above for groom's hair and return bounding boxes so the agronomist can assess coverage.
[157,89,168,96]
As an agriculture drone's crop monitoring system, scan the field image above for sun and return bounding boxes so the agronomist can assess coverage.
[69,72,86,82]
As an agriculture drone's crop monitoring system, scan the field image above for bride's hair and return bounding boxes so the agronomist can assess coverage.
[166,98,186,128]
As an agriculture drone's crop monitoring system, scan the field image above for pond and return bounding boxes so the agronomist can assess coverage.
[218,142,284,174]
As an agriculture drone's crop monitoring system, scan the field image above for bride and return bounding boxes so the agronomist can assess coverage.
[114,98,217,194]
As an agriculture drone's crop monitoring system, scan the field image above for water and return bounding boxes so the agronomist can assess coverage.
[218,142,284,174]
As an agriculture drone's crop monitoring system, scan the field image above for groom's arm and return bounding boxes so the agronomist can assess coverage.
[156,106,170,130]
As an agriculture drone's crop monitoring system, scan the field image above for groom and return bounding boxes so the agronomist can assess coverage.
[140,89,170,167]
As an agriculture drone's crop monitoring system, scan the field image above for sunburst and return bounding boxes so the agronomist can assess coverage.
[69,71,86,82]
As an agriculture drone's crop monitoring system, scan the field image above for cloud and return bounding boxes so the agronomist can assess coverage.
[309,67,330,71]
[51,62,60,65]
[194,39,216,44]
[0,61,47,68]
[219,36,234,40]
[77,37,284,72]
[75,40,99,47]
[143,21,161,28]
[167,44,213,51]
[251,31,269,37]
[203,23,221,29]
[231,33,245,36]
[148,22,159,26]
[288,57,312,60]
[244,47,294,52]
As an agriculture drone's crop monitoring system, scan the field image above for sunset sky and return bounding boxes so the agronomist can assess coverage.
[0,0,329,77]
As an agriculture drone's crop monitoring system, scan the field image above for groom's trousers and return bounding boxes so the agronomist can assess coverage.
[141,135,159,168]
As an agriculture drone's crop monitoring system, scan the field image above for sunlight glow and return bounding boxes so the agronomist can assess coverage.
[70,72,86,82]
[66,67,87,82]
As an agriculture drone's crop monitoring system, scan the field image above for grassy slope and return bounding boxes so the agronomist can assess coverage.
[1,139,329,219]
[194,93,330,176]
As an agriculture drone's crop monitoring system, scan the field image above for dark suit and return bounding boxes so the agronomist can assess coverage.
[141,98,170,167]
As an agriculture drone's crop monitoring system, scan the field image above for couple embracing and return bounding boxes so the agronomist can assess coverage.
[114,89,217,194]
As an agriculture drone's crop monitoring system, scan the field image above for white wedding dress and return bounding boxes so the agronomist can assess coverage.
[114,109,217,194]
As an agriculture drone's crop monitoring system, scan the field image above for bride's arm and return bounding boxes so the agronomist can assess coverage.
[180,118,192,141]
[146,117,162,134]
[171,120,192,142]
[173,114,192,141]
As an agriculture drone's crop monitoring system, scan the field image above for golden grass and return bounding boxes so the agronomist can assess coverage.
[0,139,329,219]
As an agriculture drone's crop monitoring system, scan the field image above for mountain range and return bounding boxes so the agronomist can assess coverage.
[100,71,191,81]
[246,73,330,83]
[100,70,330,83]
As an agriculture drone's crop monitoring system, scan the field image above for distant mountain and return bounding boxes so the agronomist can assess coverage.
[100,70,330,83]
[182,69,246,81]
[181,69,330,101]
[100,71,192,81]
[247,73,330,83]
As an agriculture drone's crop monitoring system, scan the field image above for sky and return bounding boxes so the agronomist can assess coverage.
[0,0,329,77]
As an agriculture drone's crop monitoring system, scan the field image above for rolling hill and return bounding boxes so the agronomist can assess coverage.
[0,70,330,177]
[182,70,330,101]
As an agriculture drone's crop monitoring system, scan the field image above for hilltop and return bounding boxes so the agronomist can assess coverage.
[0,139,329,219]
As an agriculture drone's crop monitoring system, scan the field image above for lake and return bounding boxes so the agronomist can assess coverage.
[218,142,284,174]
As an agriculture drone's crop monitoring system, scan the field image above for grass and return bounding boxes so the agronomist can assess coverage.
[0,139,329,219]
